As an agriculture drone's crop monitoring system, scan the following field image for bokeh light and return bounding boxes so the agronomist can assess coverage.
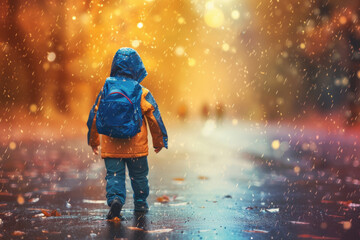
[204,6,224,28]
[47,52,56,62]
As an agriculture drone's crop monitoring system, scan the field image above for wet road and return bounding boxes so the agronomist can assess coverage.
[0,119,360,239]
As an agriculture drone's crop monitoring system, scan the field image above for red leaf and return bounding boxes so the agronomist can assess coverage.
[41,209,51,217]
[12,231,25,236]
[157,195,170,203]
[337,200,352,207]
[41,209,61,217]
[172,178,185,181]
[297,234,340,239]
[51,210,61,216]
[0,192,13,196]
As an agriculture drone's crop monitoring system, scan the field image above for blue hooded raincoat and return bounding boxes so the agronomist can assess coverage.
[87,48,168,158]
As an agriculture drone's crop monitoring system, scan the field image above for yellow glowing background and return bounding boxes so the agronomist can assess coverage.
[1,0,359,138]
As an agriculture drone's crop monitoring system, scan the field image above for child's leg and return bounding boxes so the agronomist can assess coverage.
[126,156,149,207]
[104,158,126,206]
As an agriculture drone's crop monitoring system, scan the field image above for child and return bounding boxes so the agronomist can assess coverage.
[87,48,168,219]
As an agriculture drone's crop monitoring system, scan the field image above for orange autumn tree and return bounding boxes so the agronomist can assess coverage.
[1,0,199,122]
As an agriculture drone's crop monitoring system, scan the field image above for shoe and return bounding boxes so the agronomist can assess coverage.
[134,202,149,213]
[106,198,123,219]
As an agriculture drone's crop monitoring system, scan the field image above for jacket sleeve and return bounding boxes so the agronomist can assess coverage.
[141,88,168,149]
[86,91,102,147]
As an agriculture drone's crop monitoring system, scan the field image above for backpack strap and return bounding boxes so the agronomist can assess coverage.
[93,88,104,113]
[86,88,103,145]
[94,89,103,107]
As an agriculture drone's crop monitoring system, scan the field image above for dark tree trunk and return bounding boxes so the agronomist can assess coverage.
[5,0,42,107]
[50,1,67,113]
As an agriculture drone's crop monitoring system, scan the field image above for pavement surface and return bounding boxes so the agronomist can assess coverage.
[0,119,360,239]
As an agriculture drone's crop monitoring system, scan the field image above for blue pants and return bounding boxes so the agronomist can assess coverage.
[104,156,149,207]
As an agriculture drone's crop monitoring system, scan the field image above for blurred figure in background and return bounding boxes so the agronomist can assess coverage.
[215,102,225,123]
[177,102,188,121]
[201,102,210,120]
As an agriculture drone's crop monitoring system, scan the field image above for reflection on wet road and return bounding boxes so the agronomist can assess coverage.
[0,119,359,239]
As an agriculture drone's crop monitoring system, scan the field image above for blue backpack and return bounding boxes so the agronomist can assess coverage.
[91,77,143,139]
[87,48,148,143]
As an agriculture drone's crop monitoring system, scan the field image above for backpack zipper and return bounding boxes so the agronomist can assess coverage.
[108,92,133,104]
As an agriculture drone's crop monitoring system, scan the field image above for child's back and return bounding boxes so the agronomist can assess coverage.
[87,48,168,218]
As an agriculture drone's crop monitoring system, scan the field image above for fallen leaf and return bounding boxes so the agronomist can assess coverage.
[41,209,61,217]
[41,210,52,217]
[243,229,269,233]
[198,176,209,180]
[157,195,170,203]
[297,234,340,239]
[107,217,121,222]
[172,178,185,181]
[17,194,25,205]
[266,208,279,213]
[29,198,40,203]
[128,227,144,231]
[337,200,352,207]
[51,210,61,216]
[12,231,25,236]
[0,192,13,196]
[147,229,173,233]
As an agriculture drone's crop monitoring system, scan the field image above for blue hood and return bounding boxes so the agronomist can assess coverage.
[110,48,148,83]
